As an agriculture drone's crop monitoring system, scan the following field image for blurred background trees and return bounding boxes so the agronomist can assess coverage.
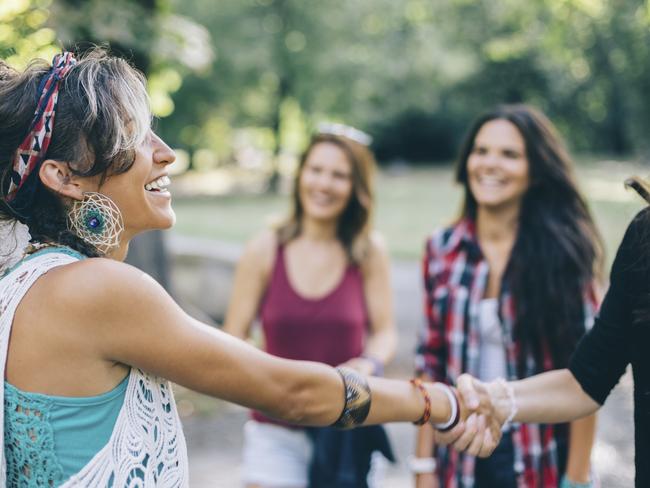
[2,0,649,170]
[158,0,650,167]
[3,3,642,483]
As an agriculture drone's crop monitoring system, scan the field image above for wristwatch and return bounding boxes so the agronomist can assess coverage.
[408,456,437,474]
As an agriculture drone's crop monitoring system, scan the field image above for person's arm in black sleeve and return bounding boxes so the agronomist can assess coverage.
[569,209,649,404]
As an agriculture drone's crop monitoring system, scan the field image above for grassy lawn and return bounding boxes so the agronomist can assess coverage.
[171,160,648,266]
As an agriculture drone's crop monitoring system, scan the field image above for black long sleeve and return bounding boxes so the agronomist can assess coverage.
[569,209,649,404]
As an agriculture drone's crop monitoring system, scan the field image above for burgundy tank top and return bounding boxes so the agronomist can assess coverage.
[252,244,369,424]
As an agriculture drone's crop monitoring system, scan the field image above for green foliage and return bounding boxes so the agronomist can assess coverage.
[0,0,214,121]
[0,0,59,67]
[156,0,650,166]
[50,0,214,118]
[4,0,649,166]
[427,0,650,155]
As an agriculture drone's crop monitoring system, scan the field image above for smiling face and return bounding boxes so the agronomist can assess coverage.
[466,119,530,212]
[298,142,354,224]
[91,130,176,237]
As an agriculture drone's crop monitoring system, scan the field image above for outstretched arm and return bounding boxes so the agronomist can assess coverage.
[440,371,599,460]
[452,214,647,455]
[458,369,600,427]
[64,258,468,429]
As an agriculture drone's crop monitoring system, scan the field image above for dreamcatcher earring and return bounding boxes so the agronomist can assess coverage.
[67,192,124,255]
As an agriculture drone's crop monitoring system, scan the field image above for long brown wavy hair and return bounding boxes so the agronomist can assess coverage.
[455,104,605,374]
[277,133,376,264]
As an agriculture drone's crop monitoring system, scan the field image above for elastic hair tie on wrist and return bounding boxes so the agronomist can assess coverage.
[409,378,431,425]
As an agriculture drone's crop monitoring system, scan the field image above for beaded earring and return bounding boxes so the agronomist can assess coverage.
[67,192,124,255]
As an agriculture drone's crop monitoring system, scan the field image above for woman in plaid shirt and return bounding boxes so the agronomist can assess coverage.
[413,105,603,488]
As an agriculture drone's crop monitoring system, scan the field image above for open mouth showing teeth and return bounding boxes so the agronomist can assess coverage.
[145,175,171,192]
[477,177,506,185]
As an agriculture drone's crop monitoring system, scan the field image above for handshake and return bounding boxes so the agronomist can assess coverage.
[430,374,518,458]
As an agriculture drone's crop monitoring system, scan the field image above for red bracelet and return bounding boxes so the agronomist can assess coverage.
[410,378,432,426]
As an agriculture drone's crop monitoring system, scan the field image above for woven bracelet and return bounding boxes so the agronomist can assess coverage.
[410,378,432,425]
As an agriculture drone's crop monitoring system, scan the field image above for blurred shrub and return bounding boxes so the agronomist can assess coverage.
[371,109,465,165]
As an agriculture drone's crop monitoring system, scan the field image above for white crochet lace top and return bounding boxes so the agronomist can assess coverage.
[0,249,189,487]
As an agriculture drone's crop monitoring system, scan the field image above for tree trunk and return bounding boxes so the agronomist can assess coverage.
[267,0,293,194]
[268,76,290,193]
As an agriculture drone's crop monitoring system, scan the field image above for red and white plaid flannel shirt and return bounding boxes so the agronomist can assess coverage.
[415,219,599,488]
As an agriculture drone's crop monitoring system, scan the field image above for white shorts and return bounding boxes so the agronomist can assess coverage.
[242,420,313,487]
[241,420,387,488]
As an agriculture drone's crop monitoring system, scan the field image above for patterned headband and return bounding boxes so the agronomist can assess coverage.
[6,52,77,205]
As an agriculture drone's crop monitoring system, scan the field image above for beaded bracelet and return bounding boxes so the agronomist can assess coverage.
[495,377,518,430]
[409,378,432,425]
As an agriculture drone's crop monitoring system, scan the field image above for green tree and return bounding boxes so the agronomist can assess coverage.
[158,0,650,165]
[51,0,213,117]
[0,0,59,67]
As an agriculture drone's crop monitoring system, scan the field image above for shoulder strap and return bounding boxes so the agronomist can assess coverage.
[1,252,189,487]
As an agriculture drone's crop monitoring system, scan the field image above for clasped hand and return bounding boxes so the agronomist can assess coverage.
[433,374,510,458]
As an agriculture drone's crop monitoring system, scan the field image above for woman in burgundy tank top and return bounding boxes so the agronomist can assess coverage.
[225,126,398,488]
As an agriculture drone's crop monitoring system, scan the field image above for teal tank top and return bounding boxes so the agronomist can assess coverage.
[2,246,127,485]
[4,375,129,486]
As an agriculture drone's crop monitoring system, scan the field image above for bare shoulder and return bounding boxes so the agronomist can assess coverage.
[361,232,390,273]
[241,228,277,274]
[36,257,170,317]
[368,231,388,254]
[13,257,176,369]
